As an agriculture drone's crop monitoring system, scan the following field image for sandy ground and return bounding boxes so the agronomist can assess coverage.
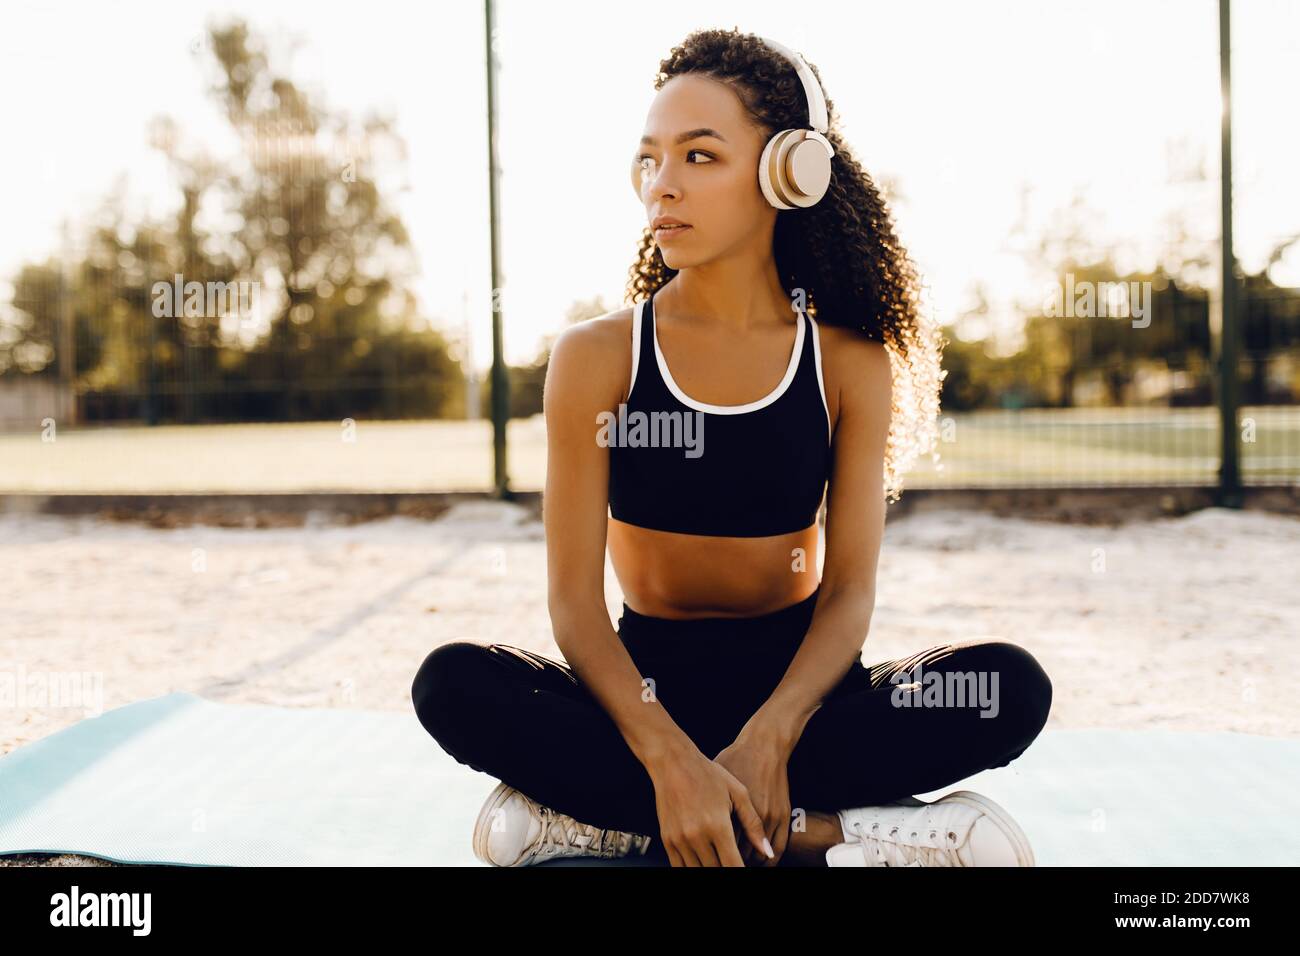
[1,501,1297,865]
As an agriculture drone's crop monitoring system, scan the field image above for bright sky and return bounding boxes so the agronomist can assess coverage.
[3,0,1298,372]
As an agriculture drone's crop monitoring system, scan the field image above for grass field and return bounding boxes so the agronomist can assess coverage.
[0,406,1297,493]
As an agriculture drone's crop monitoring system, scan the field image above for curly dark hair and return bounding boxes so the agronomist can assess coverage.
[625,27,946,501]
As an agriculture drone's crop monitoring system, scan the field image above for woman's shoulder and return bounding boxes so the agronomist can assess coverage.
[811,321,891,430]
[815,320,886,356]
[816,322,889,380]
[547,306,636,405]
[552,306,634,359]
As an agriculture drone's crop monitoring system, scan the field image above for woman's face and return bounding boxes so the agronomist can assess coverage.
[634,73,773,269]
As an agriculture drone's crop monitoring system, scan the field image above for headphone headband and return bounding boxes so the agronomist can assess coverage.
[758,37,829,135]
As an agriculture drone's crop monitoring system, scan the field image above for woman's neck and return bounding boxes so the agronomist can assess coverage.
[662,262,795,332]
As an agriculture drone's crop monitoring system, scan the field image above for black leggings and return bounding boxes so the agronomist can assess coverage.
[411,586,1052,850]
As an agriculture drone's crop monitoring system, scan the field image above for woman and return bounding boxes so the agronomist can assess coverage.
[411,28,1052,868]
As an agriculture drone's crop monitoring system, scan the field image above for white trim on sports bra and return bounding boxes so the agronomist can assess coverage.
[651,299,806,415]
[808,313,832,445]
[628,300,643,402]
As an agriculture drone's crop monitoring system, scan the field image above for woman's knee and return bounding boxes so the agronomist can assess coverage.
[410,641,496,736]
[987,642,1052,738]
[947,640,1053,734]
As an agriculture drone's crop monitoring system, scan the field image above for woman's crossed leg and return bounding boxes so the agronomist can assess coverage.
[410,638,1052,861]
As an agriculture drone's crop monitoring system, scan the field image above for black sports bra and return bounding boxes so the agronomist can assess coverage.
[606,287,832,537]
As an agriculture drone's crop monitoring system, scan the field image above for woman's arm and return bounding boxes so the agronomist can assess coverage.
[541,316,697,768]
[739,332,894,753]
[545,316,771,865]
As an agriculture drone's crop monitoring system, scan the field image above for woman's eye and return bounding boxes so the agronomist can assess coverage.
[637,150,713,167]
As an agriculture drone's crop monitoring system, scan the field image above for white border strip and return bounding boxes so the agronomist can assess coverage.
[808,313,832,445]
[628,299,643,401]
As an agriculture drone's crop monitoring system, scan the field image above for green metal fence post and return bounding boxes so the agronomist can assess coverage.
[1216,0,1243,508]
[485,0,512,501]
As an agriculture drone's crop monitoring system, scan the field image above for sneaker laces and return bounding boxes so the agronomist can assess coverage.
[848,818,960,867]
[533,804,645,860]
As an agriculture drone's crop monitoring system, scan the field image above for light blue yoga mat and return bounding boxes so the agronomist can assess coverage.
[0,692,1296,866]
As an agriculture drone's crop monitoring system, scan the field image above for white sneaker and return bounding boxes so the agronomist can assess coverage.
[825,790,1036,867]
[471,781,653,867]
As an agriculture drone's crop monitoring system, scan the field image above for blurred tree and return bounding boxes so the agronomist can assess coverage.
[1,17,465,424]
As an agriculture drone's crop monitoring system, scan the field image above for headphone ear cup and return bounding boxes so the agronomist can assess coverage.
[758,133,786,209]
[786,133,833,205]
[759,129,833,210]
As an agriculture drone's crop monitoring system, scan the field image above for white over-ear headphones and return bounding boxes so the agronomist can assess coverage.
[633,36,836,211]
[755,36,836,210]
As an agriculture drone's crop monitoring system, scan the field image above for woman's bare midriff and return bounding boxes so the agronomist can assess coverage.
[607,516,821,619]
